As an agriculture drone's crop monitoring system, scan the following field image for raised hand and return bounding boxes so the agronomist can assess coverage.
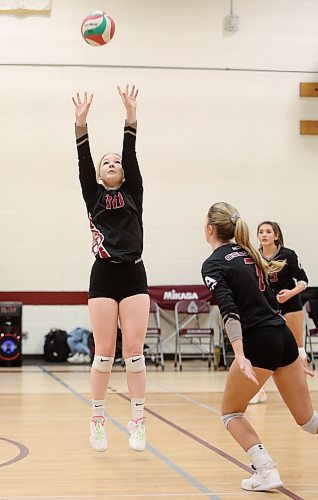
[117,84,138,122]
[72,92,93,127]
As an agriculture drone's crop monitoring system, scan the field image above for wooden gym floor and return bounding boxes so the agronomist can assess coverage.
[0,361,318,500]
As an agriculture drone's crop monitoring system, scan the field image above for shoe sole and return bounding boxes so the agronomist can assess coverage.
[129,439,145,452]
[242,480,283,491]
[90,438,107,452]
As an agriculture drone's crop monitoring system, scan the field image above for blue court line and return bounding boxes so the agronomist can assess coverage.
[124,385,304,500]
[149,382,221,415]
[39,365,220,500]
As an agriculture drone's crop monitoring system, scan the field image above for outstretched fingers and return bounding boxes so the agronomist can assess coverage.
[117,84,139,101]
[72,92,81,107]
[239,358,259,385]
[72,92,93,107]
[129,84,139,99]
[117,85,124,99]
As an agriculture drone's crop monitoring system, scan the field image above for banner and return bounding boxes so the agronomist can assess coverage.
[0,0,50,10]
[149,285,214,310]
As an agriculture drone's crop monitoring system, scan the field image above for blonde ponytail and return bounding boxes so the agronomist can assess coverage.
[207,202,285,275]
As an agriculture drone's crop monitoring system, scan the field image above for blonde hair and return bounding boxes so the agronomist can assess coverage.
[207,202,285,275]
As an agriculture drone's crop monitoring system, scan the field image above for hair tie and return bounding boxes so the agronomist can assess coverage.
[230,213,240,225]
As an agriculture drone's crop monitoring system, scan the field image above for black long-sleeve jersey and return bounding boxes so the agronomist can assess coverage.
[76,121,143,263]
[201,243,284,331]
[260,246,308,294]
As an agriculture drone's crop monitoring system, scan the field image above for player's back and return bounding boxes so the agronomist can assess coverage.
[202,243,284,330]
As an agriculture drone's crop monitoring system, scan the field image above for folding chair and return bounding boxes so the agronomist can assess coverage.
[144,299,164,370]
[174,299,215,370]
[304,300,318,370]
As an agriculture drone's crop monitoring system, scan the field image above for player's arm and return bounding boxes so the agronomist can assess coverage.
[117,85,143,201]
[202,262,258,384]
[203,269,243,345]
[72,92,98,205]
[277,250,308,303]
[288,249,308,293]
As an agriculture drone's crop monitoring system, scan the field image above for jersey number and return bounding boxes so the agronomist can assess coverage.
[244,257,265,292]
[105,193,125,210]
[269,272,278,283]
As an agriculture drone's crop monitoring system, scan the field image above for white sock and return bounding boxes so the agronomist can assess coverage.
[92,399,105,417]
[247,444,274,469]
[131,398,145,420]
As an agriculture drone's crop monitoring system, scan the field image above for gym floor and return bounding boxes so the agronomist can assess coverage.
[0,360,317,500]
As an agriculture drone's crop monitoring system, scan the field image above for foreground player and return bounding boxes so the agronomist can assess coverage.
[72,86,149,452]
[202,202,317,492]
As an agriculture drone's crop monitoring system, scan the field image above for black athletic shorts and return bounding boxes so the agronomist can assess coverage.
[243,323,298,371]
[279,294,303,315]
[89,258,148,302]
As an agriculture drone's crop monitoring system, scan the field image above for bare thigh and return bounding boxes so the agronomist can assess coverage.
[284,310,304,346]
[222,360,273,414]
[273,357,314,425]
[88,297,119,356]
[119,294,150,359]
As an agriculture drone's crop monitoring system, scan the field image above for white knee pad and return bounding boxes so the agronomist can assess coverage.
[221,412,244,430]
[301,411,318,435]
[92,355,114,373]
[125,355,146,373]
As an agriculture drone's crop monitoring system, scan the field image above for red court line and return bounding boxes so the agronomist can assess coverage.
[117,393,303,500]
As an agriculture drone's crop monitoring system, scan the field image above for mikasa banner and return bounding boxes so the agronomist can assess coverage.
[0,0,50,10]
[149,285,213,310]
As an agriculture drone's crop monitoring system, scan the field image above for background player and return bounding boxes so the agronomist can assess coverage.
[250,220,313,404]
[258,221,308,357]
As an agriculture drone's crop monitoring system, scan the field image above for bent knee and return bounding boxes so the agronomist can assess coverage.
[300,411,318,434]
[221,412,244,430]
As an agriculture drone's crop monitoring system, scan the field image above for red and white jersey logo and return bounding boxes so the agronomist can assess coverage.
[105,192,125,210]
[89,217,110,258]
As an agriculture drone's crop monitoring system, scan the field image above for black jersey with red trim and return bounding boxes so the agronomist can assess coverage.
[201,244,284,331]
[261,246,308,294]
[76,121,143,263]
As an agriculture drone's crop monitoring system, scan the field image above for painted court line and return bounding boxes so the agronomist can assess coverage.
[149,381,221,415]
[39,366,219,500]
[117,392,304,500]
[0,437,29,468]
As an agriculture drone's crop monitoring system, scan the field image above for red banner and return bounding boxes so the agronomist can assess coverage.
[0,286,214,307]
[149,285,214,310]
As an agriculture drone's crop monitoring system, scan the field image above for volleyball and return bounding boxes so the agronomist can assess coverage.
[81,11,115,46]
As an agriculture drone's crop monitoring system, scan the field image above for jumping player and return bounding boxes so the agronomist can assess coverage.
[72,86,149,453]
[201,202,317,492]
